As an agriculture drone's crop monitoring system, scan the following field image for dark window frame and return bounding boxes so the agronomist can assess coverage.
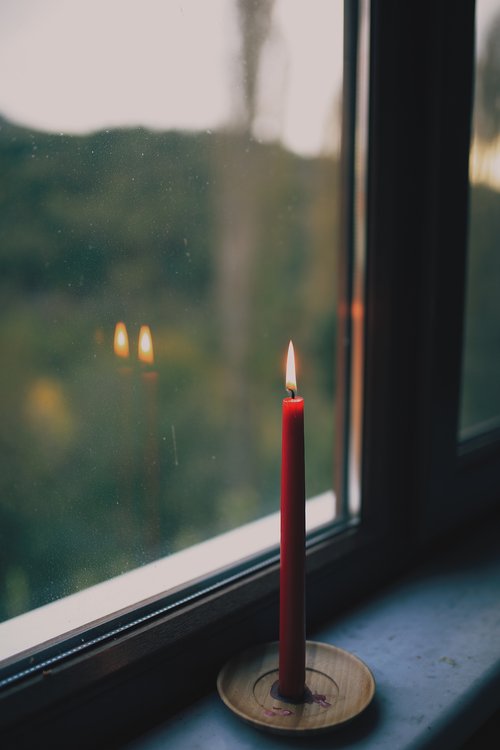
[2,2,498,747]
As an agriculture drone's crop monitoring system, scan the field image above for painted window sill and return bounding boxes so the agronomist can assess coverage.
[124,514,500,750]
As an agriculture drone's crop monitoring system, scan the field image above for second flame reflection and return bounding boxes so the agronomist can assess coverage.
[138,325,154,365]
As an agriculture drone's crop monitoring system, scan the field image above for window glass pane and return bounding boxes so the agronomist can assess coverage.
[0,0,343,624]
[461,0,500,436]
[348,0,369,516]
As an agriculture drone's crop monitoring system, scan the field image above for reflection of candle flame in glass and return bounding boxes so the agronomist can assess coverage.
[285,340,297,393]
[114,322,130,358]
[138,325,154,365]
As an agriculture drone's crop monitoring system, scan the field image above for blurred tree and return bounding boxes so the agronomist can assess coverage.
[236,0,275,133]
[212,0,275,501]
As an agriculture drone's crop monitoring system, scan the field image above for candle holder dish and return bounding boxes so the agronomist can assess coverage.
[217,640,375,735]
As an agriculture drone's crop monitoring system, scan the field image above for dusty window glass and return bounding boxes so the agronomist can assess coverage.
[0,0,343,622]
[461,0,500,436]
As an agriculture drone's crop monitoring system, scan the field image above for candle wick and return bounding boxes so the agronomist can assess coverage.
[288,388,296,399]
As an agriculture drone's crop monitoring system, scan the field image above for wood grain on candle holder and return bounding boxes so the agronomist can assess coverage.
[217,640,375,735]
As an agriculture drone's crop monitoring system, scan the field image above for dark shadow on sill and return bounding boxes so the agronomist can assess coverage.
[459,705,500,749]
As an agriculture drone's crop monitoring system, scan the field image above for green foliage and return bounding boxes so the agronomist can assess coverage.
[0,118,338,621]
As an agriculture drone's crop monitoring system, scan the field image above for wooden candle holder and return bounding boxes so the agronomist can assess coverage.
[217,640,375,735]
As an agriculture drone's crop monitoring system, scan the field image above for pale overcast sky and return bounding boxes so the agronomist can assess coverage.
[476,0,500,51]
[0,0,343,156]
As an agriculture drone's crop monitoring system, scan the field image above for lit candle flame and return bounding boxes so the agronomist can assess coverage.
[285,340,297,395]
[114,322,129,359]
[138,325,154,365]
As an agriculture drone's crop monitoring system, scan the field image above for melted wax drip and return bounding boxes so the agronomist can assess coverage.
[310,693,331,708]
[263,707,294,717]
[264,682,332,718]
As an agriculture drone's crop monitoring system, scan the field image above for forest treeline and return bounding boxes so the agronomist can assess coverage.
[0,116,338,620]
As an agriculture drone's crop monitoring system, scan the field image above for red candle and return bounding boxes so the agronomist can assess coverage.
[278,340,306,700]
[113,322,134,538]
[138,325,161,550]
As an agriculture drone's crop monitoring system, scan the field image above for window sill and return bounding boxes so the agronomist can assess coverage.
[0,492,335,667]
[123,515,500,750]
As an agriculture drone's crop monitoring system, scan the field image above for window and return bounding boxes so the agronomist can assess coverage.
[461,0,500,438]
[0,0,343,635]
[3,3,499,747]
[1,0,352,695]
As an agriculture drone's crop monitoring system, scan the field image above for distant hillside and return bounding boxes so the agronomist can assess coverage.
[0,115,340,620]
[0,118,216,298]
